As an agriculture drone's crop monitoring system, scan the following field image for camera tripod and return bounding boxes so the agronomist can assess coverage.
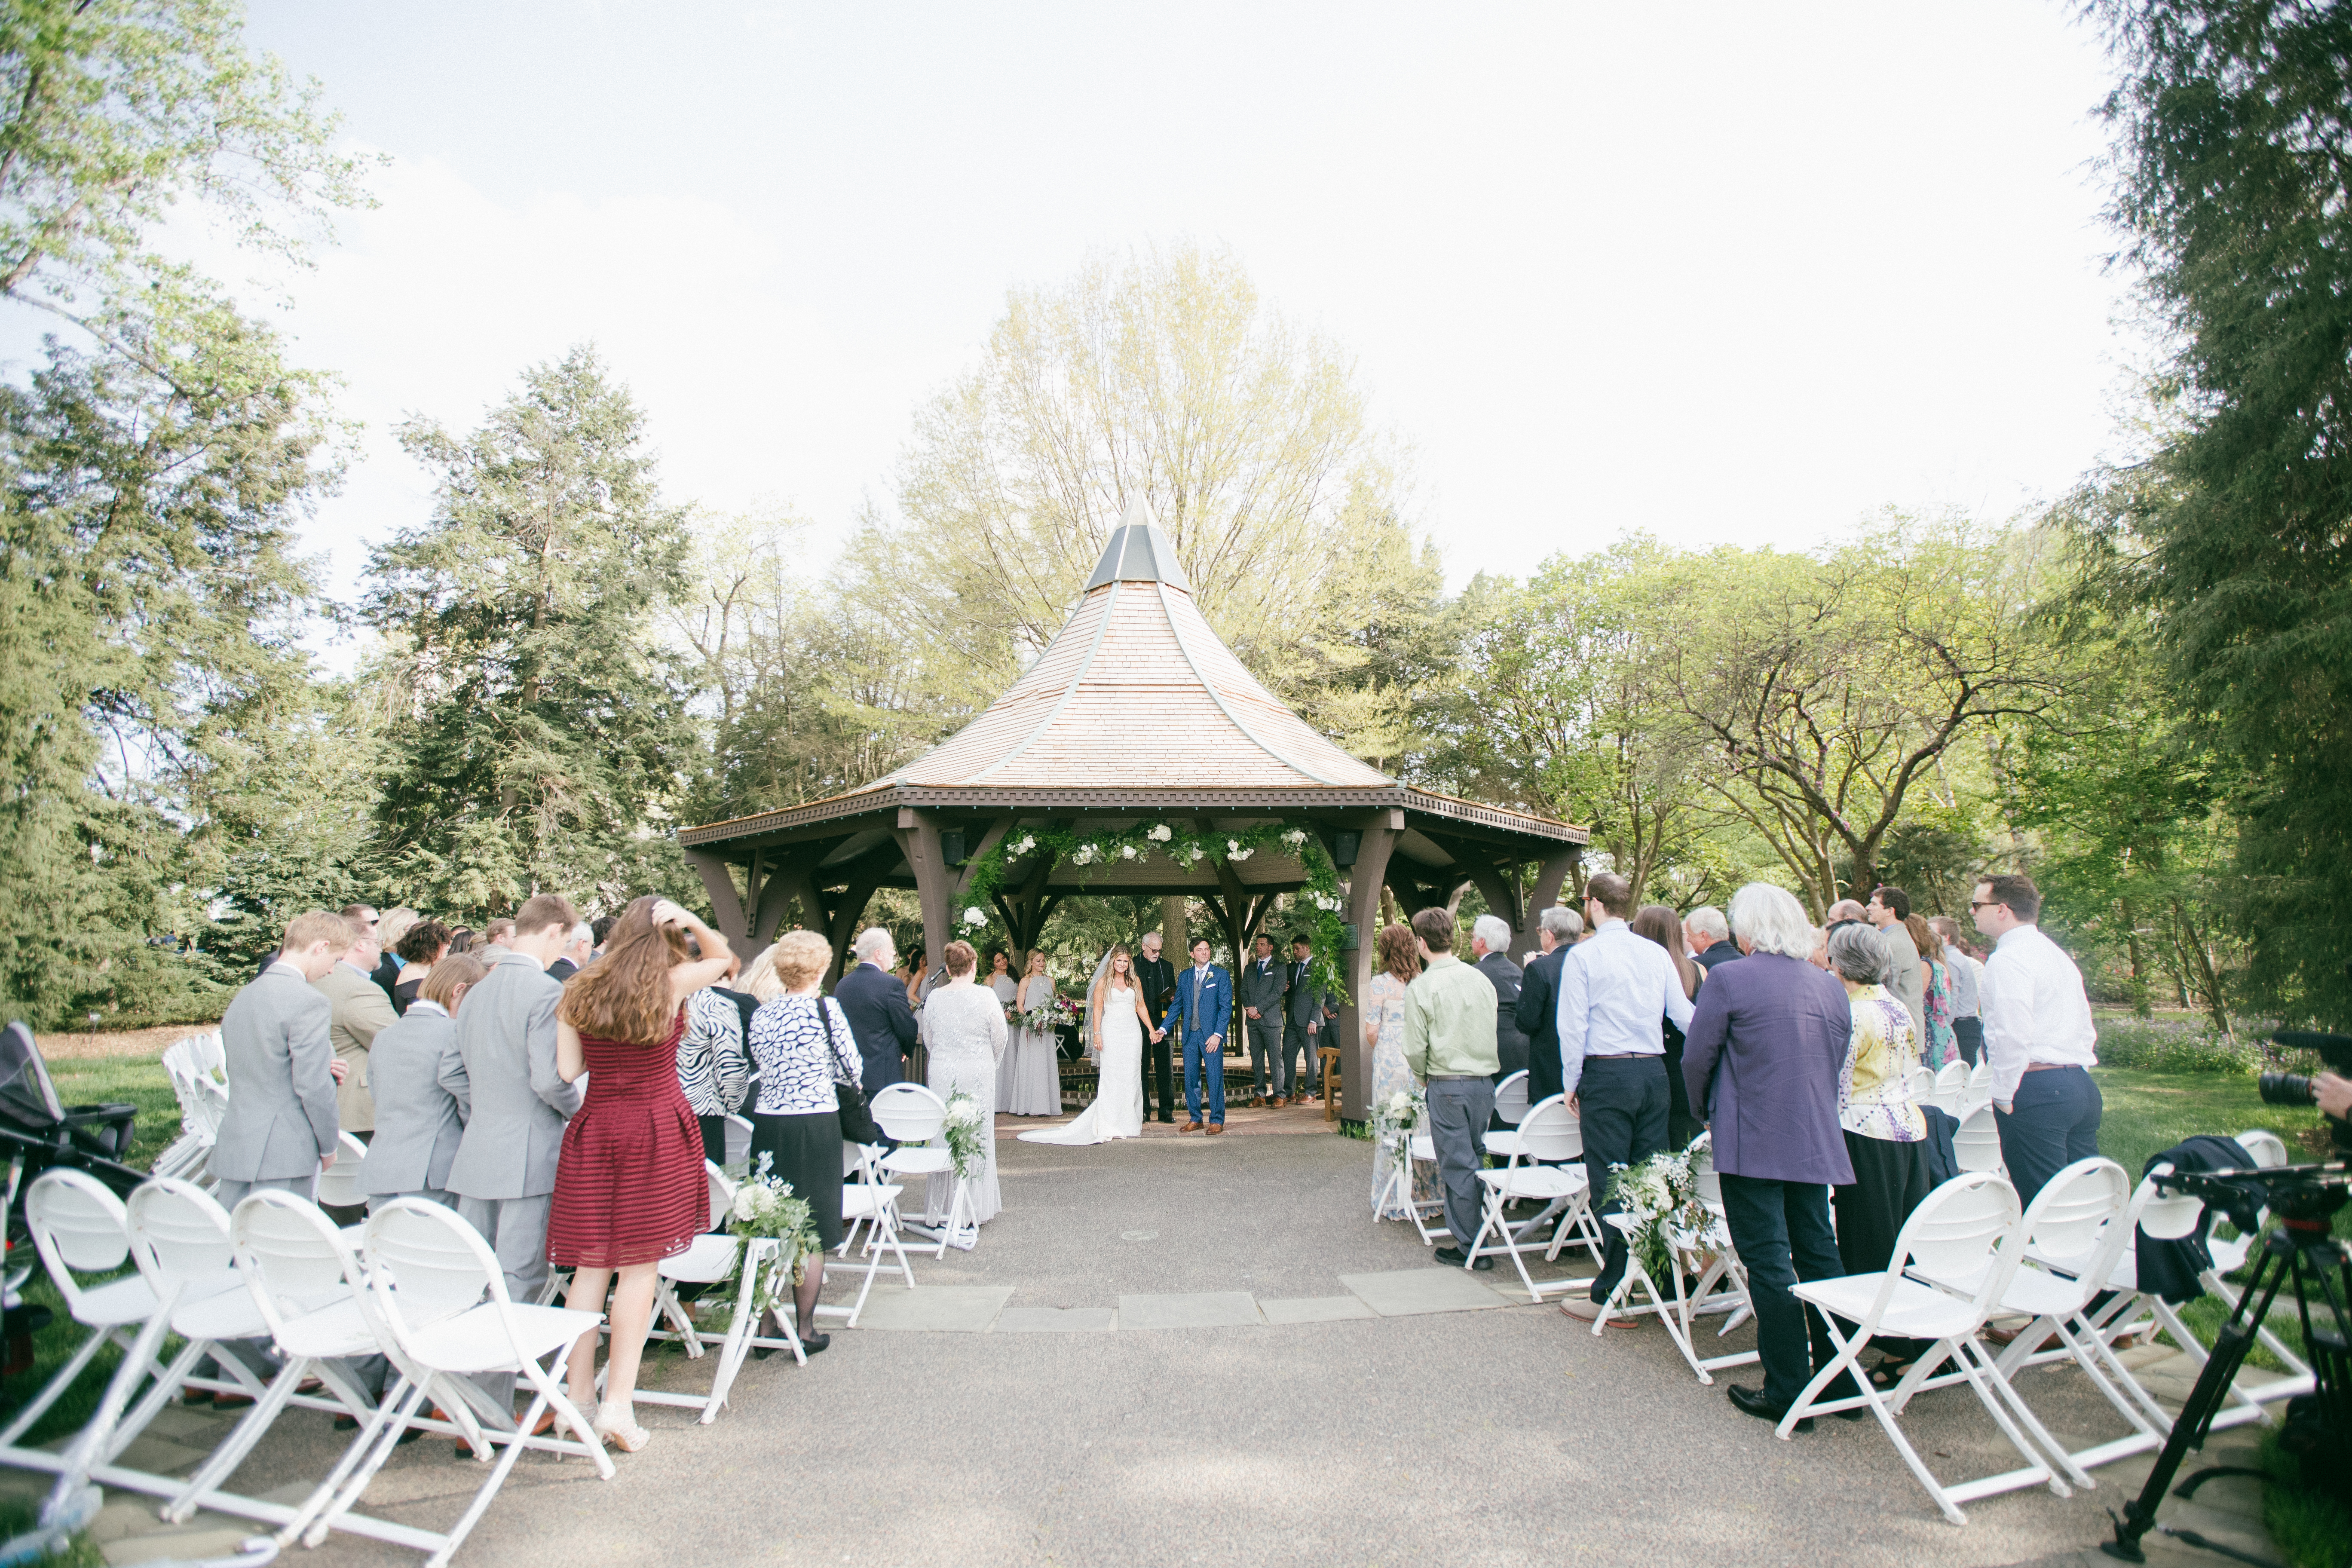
[2102,1200,2349,1563]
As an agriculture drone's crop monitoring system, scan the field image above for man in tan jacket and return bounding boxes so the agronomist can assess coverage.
[315,919,397,1142]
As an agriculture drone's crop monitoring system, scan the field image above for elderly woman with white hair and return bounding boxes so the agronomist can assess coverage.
[1680,882,1860,1427]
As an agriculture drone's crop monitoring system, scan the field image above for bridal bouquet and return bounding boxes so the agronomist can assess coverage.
[941,1088,989,1178]
[1018,1001,1060,1033]
[726,1153,822,1305]
[1606,1141,1711,1289]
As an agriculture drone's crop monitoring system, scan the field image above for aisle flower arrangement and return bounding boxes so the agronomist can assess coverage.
[1369,1086,1423,1164]
[725,1153,822,1307]
[1606,1140,1710,1289]
[942,1088,989,1178]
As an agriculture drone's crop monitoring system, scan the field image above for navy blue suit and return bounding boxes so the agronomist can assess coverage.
[835,960,919,1098]
[1162,963,1232,1125]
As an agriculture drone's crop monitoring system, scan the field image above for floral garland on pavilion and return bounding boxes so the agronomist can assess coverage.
[953,819,1353,1003]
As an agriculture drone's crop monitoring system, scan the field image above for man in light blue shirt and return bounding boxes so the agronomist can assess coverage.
[1556,872,1695,1320]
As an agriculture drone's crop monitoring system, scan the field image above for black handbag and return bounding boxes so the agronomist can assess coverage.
[823,1004,883,1143]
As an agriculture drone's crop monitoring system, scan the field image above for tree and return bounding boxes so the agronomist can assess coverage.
[364,346,701,917]
[2082,0,2352,1023]
[1656,518,2062,914]
[886,242,1403,692]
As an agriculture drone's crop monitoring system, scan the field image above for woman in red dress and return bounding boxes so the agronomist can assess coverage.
[550,895,731,1451]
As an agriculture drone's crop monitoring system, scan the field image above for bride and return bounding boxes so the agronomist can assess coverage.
[1018,944,1156,1145]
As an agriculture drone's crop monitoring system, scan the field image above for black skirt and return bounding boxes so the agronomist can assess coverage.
[1832,1130,1938,1277]
[749,1110,845,1250]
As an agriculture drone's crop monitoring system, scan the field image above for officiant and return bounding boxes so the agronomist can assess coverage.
[1134,931,1177,1124]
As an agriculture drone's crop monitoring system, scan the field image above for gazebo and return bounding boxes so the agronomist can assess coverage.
[677,502,1588,1118]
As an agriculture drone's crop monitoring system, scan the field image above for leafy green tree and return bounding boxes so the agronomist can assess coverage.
[364,346,701,917]
[2082,0,2352,1022]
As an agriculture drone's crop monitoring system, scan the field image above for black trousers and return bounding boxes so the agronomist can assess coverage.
[1577,1055,1669,1300]
[1141,1027,1174,1122]
[1995,1065,2103,1208]
[1953,1016,1984,1067]
[1719,1173,1850,1409]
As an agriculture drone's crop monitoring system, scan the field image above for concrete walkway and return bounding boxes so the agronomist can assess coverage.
[3,1127,2293,1567]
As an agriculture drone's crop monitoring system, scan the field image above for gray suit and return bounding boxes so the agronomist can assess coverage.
[1280,957,1332,1096]
[1237,956,1288,1099]
[1877,924,1927,1045]
[442,950,578,1318]
[210,961,340,1201]
[356,1002,467,1210]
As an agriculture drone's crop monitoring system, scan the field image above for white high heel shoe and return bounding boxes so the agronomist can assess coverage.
[592,1400,650,1453]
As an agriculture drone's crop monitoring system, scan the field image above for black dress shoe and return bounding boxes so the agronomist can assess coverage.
[798,1331,830,1356]
[1727,1384,1811,1432]
[1430,1247,1496,1271]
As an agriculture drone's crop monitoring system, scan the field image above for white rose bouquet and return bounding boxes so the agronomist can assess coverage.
[942,1088,990,1178]
[726,1153,822,1308]
[1605,1144,1708,1288]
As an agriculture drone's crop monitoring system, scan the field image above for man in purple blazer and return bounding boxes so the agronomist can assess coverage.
[1681,882,1859,1429]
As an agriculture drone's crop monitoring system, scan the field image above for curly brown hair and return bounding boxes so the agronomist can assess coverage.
[1375,922,1421,985]
[557,896,689,1045]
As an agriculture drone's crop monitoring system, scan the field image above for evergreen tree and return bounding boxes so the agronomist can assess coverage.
[365,346,701,916]
[2086,0,2352,1021]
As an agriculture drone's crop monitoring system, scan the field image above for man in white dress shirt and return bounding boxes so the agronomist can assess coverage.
[1557,872,1697,1320]
[1972,872,2101,1206]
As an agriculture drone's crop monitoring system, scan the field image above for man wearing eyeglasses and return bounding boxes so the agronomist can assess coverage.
[1972,872,2101,1206]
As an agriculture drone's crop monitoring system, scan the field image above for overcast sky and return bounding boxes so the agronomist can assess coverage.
[60,3,2146,617]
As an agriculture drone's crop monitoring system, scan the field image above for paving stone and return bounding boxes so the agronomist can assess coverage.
[1115,1291,1262,1329]
[1258,1295,1376,1325]
[104,1525,257,1566]
[994,1307,1115,1332]
[1339,1268,1512,1317]
[849,1284,1013,1332]
[138,1406,226,1442]
[105,1434,211,1477]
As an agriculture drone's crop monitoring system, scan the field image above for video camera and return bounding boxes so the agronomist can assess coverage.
[2264,1030,2352,1153]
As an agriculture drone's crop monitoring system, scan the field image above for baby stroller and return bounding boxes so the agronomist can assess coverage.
[2,1020,144,1378]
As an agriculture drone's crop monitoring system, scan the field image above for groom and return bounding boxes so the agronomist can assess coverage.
[1162,936,1231,1135]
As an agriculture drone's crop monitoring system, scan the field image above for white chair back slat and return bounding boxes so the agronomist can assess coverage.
[27,1170,134,1310]
[1934,1060,1968,1093]
[1897,1173,2019,1286]
[312,1131,370,1210]
[1512,1096,1581,1164]
[1900,1066,1934,1102]
[230,1191,363,1346]
[364,1201,498,1330]
[1953,1105,2004,1174]
[704,1161,735,1232]
[870,1082,949,1143]
[1491,1071,1529,1127]
[2135,1163,2206,1241]
[723,1114,753,1168]
[126,1178,237,1287]
[1966,1060,1993,1093]
[2021,1158,2129,1268]
[2235,1129,2289,1168]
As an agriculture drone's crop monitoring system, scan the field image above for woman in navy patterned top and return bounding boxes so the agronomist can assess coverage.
[745,929,863,1350]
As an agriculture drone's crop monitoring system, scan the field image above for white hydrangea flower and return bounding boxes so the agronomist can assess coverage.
[1147,823,1173,842]
[962,906,987,926]
[1014,834,1036,854]
[1121,844,1136,859]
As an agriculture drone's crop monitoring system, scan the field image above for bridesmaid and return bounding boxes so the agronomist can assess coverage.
[989,949,1020,1111]
[1008,952,1063,1116]
[548,897,731,1452]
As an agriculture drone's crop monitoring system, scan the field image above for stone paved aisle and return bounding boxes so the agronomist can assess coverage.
[1,1127,2297,1568]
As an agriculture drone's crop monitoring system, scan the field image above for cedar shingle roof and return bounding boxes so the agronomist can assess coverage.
[847,502,1391,793]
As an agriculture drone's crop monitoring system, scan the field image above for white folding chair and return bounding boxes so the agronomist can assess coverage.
[163,1192,435,1527]
[822,1140,913,1329]
[1463,1096,1601,1299]
[0,1171,170,1450]
[1901,1065,1935,1102]
[871,1083,974,1256]
[1684,1141,1755,1336]
[1483,1070,1530,1144]
[293,1200,613,1566]
[1953,1104,2006,1176]
[312,1131,371,1211]
[1962,1060,1994,1115]
[1375,1130,1449,1244]
[1935,1060,1968,1096]
[1781,1173,2073,1524]
[1925,1060,1969,1118]
[638,1163,804,1422]
[1910,1158,2159,1483]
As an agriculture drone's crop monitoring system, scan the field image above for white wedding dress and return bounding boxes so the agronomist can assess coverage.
[1019,982,1145,1145]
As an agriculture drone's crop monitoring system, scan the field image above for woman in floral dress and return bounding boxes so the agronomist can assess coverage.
[1363,922,1430,1219]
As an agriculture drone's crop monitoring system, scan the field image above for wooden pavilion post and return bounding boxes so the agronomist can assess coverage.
[894,808,955,987]
[1334,810,1402,1123]
[686,850,750,945]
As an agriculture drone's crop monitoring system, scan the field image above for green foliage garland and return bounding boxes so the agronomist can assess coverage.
[954,819,1353,1003]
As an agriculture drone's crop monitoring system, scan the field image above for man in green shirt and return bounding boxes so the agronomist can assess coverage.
[1403,907,1500,1268]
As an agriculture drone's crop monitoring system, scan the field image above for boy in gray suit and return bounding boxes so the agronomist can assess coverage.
[442,894,582,1311]
[211,910,352,1209]
[1238,933,1288,1107]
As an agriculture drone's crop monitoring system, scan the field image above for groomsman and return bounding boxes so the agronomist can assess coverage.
[1238,934,1288,1107]
[1282,934,1334,1102]
[1134,932,1177,1124]
[213,911,351,1211]
[1162,937,1231,1134]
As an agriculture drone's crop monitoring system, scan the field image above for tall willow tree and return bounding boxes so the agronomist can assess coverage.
[364,347,700,917]
[2084,0,2352,1022]
[882,242,1404,697]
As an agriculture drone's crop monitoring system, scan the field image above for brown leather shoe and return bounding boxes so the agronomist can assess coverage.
[1206,1123,1225,1135]
[1181,1121,1202,1133]
[1271,1096,1288,1108]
